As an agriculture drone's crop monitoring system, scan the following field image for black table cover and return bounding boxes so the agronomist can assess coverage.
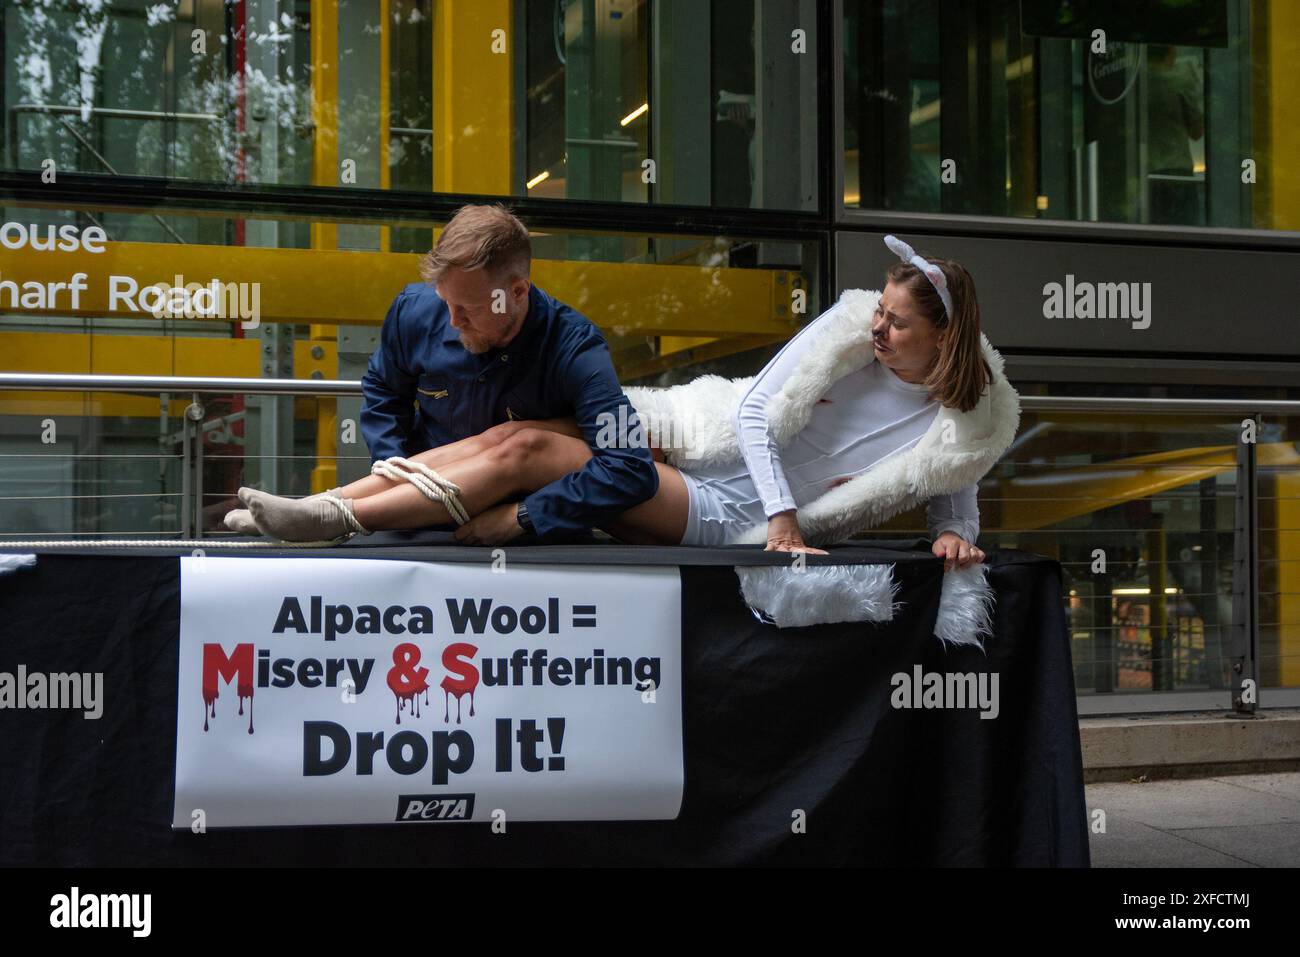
[0,537,1089,866]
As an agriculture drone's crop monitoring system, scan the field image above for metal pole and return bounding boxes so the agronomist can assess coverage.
[159,392,171,532]
[1149,517,1169,691]
[180,409,193,540]
[1231,414,1260,715]
[190,395,206,540]
[1248,415,1261,710]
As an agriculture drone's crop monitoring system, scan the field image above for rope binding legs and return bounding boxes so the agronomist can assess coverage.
[370,456,471,526]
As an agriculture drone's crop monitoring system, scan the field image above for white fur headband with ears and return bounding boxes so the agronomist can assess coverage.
[884,234,953,321]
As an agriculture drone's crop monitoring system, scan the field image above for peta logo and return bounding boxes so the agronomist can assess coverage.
[397,793,476,822]
[49,887,151,937]
[1042,274,1151,329]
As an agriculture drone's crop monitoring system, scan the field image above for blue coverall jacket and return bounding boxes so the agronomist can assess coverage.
[360,282,659,538]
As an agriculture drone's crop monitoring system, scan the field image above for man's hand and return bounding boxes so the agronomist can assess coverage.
[765,510,829,555]
[932,531,985,571]
[454,502,527,546]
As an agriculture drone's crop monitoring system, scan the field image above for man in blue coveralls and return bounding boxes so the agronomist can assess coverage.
[357,204,659,544]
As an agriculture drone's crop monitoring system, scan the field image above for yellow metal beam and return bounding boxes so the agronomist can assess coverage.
[993,443,1300,530]
[660,336,718,356]
[1278,474,1300,684]
[310,0,339,249]
[0,243,804,337]
[538,260,803,337]
[432,0,513,194]
[1261,0,1300,229]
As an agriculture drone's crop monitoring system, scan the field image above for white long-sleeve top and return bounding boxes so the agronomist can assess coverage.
[684,312,981,542]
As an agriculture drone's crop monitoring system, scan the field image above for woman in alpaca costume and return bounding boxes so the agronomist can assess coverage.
[228,237,1020,577]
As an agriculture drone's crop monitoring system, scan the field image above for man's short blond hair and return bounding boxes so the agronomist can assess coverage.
[420,204,532,283]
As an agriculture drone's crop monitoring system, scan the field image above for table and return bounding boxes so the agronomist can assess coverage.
[0,535,1089,866]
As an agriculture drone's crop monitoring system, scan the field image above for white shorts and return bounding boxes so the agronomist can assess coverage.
[678,471,764,547]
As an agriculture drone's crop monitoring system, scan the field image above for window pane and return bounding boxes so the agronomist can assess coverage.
[523,0,818,209]
[842,0,1298,230]
[1,0,820,210]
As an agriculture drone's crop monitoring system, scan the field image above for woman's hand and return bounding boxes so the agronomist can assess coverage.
[765,510,828,555]
[932,531,985,571]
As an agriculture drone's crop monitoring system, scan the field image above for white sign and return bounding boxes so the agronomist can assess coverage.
[173,557,682,827]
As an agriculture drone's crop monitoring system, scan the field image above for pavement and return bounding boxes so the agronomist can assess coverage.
[1086,772,1300,867]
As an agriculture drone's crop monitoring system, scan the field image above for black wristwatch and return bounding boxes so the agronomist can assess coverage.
[515,501,536,535]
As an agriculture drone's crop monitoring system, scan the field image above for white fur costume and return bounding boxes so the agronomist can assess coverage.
[623,288,1022,645]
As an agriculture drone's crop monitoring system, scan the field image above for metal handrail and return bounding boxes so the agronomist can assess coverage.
[1,372,1298,415]
[0,371,1282,714]
[6,102,223,171]
[9,103,221,123]
[0,373,361,396]
[1020,396,1299,415]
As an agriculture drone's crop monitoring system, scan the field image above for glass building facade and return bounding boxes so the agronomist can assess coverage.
[1,0,1297,708]
[842,0,1295,229]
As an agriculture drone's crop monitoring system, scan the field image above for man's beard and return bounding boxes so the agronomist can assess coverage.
[458,332,492,354]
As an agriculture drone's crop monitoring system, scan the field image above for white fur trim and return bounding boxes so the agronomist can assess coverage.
[733,560,996,648]
[0,553,36,577]
[622,375,750,469]
[934,565,995,650]
[734,563,898,628]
